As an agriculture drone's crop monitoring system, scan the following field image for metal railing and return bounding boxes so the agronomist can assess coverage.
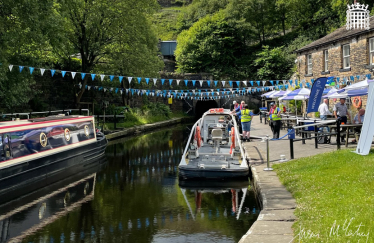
[288,119,340,159]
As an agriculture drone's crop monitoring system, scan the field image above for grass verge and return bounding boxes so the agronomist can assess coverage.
[273,149,374,243]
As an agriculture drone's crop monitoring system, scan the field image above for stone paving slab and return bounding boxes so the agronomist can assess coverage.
[258,209,297,221]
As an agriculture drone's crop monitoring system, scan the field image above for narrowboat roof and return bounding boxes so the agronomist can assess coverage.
[0,115,92,129]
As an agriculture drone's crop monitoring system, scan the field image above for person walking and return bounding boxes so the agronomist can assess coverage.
[238,104,254,142]
[333,98,350,143]
[269,102,281,139]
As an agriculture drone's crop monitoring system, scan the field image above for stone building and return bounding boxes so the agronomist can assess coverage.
[296,16,374,111]
[296,17,374,82]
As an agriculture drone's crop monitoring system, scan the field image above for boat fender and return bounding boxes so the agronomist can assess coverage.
[194,126,202,148]
[230,127,235,154]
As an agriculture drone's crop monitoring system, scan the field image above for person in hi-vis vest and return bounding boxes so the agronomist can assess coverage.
[269,102,281,139]
[236,104,254,142]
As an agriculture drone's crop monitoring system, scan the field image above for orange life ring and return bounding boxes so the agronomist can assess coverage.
[230,127,235,154]
[352,96,362,108]
[194,126,202,148]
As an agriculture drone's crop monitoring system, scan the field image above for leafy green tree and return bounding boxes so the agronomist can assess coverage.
[253,45,293,80]
[175,11,249,78]
[176,0,230,32]
[54,0,164,107]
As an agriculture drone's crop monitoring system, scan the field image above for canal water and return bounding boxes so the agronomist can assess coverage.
[1,125,259,243]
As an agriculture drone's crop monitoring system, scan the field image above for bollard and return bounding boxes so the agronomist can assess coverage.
[260,112,262,123]
[264,113,267,125]
[290,138,294,159]
[264,135,273,171]
[336,119,341,150]
[314,122,318,149]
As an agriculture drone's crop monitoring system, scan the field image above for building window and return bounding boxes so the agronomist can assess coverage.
[370,38,374,65]
[324,50,328,71]
[307,54,312,74]
[343,44,350,68]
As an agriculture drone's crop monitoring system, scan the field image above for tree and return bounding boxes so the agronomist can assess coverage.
[54,0,163,107]
[175,11,250,78]
[253,45,293,80]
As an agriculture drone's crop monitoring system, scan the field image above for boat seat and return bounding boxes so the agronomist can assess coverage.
[212,129,223,141]
[212,129,223,153]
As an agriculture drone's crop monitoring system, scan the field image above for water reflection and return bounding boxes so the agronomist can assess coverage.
[8,125,258,243]
[0,155,106,243]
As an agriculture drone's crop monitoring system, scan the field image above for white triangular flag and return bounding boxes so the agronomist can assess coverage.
[120,90,123,95]
[100,75,105,81]
[9,65,13,71]
[153,78,157,85]
[199,80,203,86]
[128,77,133,84]
[177,79,181,85]
[221,81,226,86]
[192,90,195,94]
[242,81,247,86]
[262,81,266,86]
[283,80,286,84]
[71,71,76,79]
[88,86,91,90]
[104,88,107,92]
[41,69,46,76]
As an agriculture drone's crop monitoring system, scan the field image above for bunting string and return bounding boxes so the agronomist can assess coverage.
[6,64,372,91]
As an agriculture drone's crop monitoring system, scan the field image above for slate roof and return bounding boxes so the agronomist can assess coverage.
[296,16,374,53]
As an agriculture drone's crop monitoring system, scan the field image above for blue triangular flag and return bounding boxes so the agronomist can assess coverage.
[19,66,24,73]
[276,80,279,85]
[270,80,274,85]
[207,81,210,86]
[256,81,260,86]
[51,69,56,77]
[250,81,254,86]
[236,81,240,87]
[229,81,233,86]
[289,80,293,86]
[169,79,173,85]
[91,74,96,80]
[29,67,34,74]
[137,77,141,83]
[61,71,66,77]
[145,78,150,84]
[184,80,188,86]
[161,79,165,85]
[110,75,114,82]
[214,81,218,86]
[81,73,86,80]
[119,76,123,83]
[192,80,196,86]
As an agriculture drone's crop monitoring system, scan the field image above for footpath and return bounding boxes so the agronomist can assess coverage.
[239,116,356,243]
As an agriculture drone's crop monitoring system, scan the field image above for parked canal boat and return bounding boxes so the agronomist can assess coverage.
[0,114,107,203]
[179,108,249,179]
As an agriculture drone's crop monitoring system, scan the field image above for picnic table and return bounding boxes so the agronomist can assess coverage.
[329,123,362,147]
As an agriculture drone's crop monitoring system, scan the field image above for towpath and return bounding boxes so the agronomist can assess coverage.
[239,115,356,243]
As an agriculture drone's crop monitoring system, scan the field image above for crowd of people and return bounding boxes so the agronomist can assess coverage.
[228,97,365,144]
